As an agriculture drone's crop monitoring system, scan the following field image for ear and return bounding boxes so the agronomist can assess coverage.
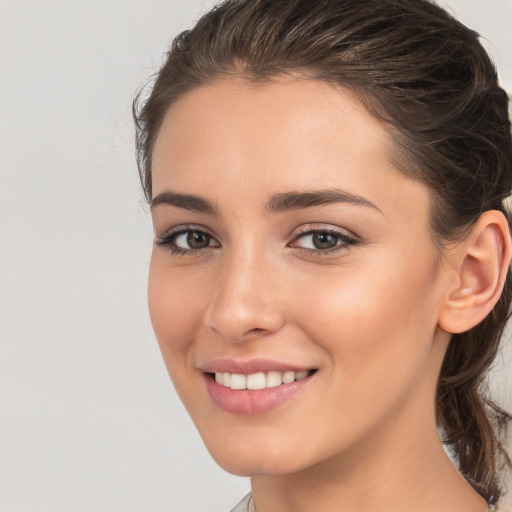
[438,210,512,334]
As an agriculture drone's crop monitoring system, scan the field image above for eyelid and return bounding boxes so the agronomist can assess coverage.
[292,223,360,241]
[289,224,361,254]
[154,222,360,256]
[163,223,216,236]
[154,224,220,254]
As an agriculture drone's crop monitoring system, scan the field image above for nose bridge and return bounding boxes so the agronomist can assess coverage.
[206,241,285,342]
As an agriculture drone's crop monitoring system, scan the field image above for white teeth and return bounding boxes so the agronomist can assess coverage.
[214,370,312,390]
[247,372,266,390]
[230,373,246,390]
[282,371,295,384]
[266,371,282,388]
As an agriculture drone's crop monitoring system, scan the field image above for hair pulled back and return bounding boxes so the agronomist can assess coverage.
[134,0,512,505]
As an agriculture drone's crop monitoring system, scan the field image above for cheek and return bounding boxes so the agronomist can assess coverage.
[291,252,438,381]
[281,256,440,453]
[148,254,208,361]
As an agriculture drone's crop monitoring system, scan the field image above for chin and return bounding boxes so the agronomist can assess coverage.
[200,429,318,477]
[211,452,305,477]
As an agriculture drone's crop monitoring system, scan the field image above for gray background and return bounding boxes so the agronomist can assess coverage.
[0,1,510,511]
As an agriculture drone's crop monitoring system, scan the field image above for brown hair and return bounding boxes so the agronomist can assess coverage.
[133,0,512,505]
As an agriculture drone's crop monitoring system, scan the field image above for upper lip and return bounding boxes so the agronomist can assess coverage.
[200,358,314,374]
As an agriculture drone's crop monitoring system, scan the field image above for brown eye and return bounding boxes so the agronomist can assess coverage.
[156,229,220,254]
[311,232,339,250]
[292,228,359,254]
[170,230,216,250]
[186,231,212,249]
[296,231,342,250]
[155,226,221,254]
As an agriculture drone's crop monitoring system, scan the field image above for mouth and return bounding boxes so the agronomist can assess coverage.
[210,369,315,390]
[203,368,317,415]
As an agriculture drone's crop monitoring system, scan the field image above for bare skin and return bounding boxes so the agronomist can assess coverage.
[149,77,509,512]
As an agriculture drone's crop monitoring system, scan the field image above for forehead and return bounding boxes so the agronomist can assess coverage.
[151,76,428,219]
[153,76,389,163]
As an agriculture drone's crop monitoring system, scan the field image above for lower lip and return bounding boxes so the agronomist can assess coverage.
[204,374,312,415]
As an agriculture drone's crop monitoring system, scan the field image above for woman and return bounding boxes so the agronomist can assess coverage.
[133,0,512,510]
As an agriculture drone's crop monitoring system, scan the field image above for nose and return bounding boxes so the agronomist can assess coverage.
[204,249,286,343]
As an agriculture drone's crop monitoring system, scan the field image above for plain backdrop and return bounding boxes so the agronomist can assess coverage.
[0,1,511,511]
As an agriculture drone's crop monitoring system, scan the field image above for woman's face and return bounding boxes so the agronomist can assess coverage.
[149,77,451,476]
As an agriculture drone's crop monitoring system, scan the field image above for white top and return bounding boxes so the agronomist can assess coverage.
[229,493,252,512]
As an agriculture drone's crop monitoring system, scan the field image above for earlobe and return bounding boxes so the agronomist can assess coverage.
[438,210,512,334]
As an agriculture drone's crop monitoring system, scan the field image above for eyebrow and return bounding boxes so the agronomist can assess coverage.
[265,189,382,214]
[151,190,219,215]
[150,188,381,215]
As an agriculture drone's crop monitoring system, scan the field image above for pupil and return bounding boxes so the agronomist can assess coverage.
[187,231,210,249]
[313,232,337,249]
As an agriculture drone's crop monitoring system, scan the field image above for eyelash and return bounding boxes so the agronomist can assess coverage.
[155,225,360,256]
[291,227,360,255]
[155,225,218,256]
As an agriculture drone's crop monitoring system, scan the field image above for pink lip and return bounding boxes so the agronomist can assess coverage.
[201,358,311,374]
[205,376,310,415]
[202,364,315,415]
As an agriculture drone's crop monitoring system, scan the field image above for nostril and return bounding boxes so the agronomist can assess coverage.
[239,327,272,341]
[247,327,265,335]
[205,296,286,343]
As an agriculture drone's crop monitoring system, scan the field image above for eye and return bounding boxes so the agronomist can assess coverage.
[155,226,220,254]
[174,231,215,250]
[291,227,359,254]
[301,232,339,250]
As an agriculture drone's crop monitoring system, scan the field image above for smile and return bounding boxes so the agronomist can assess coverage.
[204,368,317,415]
[214,370,312,390]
